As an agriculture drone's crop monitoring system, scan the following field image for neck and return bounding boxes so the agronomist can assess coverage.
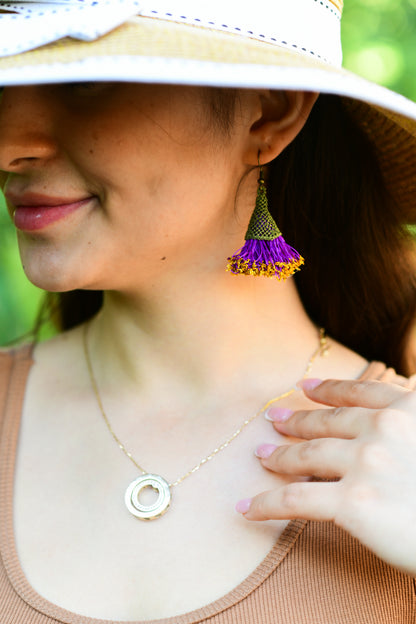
[88,271,319,405]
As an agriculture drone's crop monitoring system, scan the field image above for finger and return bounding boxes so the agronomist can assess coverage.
[237,481,339,521]
[361,363,416,389]
[268,406,374,439]
[256,439,351,478]
[298,378,410,409]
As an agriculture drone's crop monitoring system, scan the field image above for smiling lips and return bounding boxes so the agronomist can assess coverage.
[5,193,94,231]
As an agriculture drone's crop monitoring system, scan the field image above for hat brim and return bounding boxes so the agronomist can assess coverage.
[1,15,415,214]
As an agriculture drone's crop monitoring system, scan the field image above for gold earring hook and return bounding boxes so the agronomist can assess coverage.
[258,152,264,184]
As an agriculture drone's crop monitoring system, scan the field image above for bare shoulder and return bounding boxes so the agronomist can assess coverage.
[312,336,415,387]
[31,324,87,391]
[33,324,83,359]
[312,337,369,382]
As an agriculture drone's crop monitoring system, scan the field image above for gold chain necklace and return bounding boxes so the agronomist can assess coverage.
[83,324,329,521]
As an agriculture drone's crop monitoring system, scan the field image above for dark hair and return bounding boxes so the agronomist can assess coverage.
[271,95,416,374]
[36,93,416,375]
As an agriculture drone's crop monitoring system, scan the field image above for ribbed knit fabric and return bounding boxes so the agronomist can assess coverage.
[0,347,415,624]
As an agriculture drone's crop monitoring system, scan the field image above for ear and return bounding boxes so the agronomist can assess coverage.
[244,90,319,165]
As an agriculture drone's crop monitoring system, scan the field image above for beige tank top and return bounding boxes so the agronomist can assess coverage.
[0,347,415,624]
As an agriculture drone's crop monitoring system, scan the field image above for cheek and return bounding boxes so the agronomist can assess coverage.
[143,172,160,198]
[59,105,233,247]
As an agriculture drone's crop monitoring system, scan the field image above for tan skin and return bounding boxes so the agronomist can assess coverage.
[0,83,415,620]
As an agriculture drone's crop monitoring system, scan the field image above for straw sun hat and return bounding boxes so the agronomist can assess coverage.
[0,0,415,213]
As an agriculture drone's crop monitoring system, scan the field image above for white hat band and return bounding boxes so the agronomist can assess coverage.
[0,0,342,66]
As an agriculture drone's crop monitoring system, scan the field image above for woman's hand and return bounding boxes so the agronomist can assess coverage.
[236,378,416,575]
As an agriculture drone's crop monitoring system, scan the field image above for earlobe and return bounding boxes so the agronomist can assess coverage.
[246,90,319,165]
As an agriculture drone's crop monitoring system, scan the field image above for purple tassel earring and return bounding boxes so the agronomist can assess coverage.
[227,159,304,279]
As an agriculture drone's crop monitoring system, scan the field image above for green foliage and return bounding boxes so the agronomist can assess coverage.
[1,1,416,345]
[0,196,44,345]
[342,0,416,100]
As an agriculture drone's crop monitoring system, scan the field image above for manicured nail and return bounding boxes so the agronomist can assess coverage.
[255,443,277,459]
[297,378,323,392]
[265,407,294,422]
[235,498,252,514]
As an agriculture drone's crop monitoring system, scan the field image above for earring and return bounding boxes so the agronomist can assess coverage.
[226,159,304,279]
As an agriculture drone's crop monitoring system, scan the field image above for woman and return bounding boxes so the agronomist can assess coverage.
[0,1,416,622]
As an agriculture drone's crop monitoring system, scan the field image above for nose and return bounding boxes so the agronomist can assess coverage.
[0,86,58,173]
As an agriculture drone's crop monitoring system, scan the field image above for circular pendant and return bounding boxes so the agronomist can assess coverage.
[125,474,171,520]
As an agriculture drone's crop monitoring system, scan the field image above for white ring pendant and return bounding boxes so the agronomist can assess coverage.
[125,474,171,520]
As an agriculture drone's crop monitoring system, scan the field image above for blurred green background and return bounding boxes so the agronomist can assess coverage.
[1,0,416,345]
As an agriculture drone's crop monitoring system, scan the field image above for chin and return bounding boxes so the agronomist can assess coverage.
[18,236,102,293]
[19,253,92,293]
[22,267,84,293]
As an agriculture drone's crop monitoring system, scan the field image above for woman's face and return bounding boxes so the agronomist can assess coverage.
[0,83,250,292]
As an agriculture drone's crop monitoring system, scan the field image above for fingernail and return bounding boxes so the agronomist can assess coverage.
[255,443,277,459]
[265,407,294,422]
[297,378,323,392]
[235,498,252,514]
